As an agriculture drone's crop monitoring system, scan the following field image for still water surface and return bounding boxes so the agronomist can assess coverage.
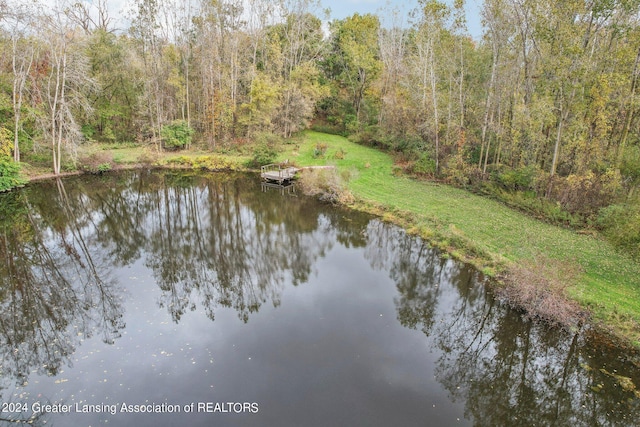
[0,170,638,426]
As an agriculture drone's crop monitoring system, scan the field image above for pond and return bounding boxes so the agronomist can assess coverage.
[0,170,638,426]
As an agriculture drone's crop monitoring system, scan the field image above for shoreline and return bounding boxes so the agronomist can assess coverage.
[288,131,640,351]
[10,143,640,352]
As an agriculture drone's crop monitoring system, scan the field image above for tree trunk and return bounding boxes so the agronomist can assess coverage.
[618,45,640,165]
[12,39,34,163]
[429,41,440,173]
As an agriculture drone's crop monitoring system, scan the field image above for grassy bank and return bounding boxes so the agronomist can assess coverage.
[280,131,640,347]
[16,132,640,347]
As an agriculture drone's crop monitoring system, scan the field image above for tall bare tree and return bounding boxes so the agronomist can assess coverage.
[35,1,94,174]
[6,4,37,162]
[413,0,450,173]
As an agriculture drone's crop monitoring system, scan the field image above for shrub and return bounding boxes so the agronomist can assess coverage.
[79,152,114,174]
[333,148,346,160]
[161,120,194,150]
[620,145,640,186]
[546,170,623,218]
[165,155,193,166]
[248,142,278,167]
[443,156,481,188]
[0,127,14,157]
[297,167,353,204]
[492,165,536,192]
[192,155,237,171]
[253,132,282,147]
[411,152,437,176]
[0,156,26,192]
[597,203,640,259]
[246,132,282,167]
[137,151,160,166]
[313,143,328,158]
[97,162,112,173]
[493,188,583,227]
[81,124,96,141]
[497,256,588,329]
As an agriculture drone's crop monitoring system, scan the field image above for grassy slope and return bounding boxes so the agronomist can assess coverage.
[280,131,640,345]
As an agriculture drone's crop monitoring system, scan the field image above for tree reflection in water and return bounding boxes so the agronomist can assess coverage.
[0,170,349,386]
[139,172,341,323]
[0,180,124,426]
[0,170,638,427]
[366,221,640,426]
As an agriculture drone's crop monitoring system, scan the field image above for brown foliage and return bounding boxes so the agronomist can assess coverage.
[496,256,589,329]
[297,168,354,204]
[544,171,622,217]
[78,151,114,173]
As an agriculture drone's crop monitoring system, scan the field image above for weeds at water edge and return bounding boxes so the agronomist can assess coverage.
[496,255,589,330]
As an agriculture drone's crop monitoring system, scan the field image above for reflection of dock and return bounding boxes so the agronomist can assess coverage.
[260,164,299,184]
[261,181,296,195]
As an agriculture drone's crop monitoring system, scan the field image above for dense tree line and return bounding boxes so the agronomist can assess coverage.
[0,0,639,252]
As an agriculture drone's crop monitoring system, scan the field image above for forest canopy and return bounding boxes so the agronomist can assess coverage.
[1,0,640,254]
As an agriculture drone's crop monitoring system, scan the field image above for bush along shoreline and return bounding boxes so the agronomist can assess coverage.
[0,155,27,192]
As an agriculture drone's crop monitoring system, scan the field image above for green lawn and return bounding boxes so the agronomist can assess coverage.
[280,131,640,346]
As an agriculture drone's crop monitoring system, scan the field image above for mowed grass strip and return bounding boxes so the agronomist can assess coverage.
[281,131,640,345]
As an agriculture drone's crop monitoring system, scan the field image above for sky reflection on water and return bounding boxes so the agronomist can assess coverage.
[0,170,638,426]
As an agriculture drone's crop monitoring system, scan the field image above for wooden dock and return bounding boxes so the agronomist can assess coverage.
[260,164,299,184]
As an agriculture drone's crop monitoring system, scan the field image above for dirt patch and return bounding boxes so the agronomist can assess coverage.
[25,171,83,182]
